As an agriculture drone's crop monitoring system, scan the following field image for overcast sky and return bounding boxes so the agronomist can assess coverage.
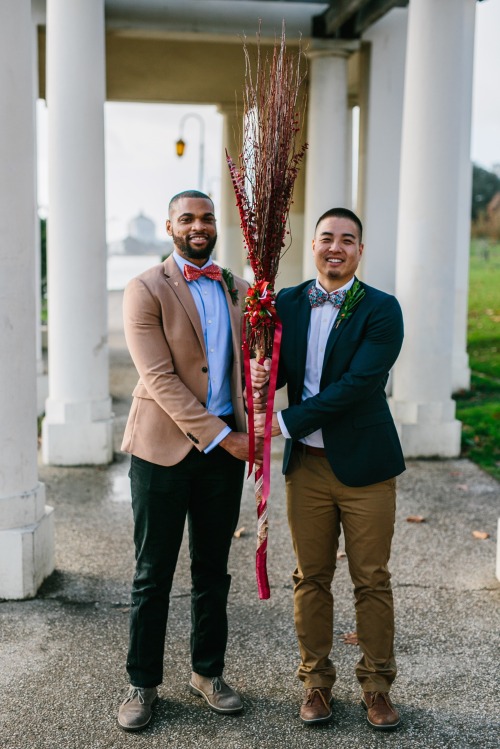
[37,0,500,243]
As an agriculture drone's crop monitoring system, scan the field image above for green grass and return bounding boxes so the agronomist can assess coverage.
[454,240,500,480]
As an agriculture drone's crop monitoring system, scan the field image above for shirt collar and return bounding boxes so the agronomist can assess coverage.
[315,276,355,295]
[172,251,215,275]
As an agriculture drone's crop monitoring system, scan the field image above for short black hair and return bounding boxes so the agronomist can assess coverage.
[315,207,363,241]
[168,190,214,216]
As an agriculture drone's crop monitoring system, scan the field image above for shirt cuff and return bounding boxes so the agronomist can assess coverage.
[277,411,291,439]
[204,425,231,454]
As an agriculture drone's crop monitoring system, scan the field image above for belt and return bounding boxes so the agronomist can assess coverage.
[293,442,327,458]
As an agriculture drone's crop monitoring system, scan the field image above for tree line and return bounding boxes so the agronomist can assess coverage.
[471,163,500,241]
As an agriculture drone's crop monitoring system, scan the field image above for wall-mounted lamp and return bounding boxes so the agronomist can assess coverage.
[175,113,205,190]
[175,138,186,158]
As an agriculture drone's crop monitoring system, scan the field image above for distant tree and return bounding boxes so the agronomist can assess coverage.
[471,164,500,221]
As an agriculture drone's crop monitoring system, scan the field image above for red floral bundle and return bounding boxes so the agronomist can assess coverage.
[226,25,307,599]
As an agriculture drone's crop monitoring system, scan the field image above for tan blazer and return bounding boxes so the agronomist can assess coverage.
[121,255,248,467]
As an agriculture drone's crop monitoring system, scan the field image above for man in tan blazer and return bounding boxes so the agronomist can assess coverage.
[118,191,261,732]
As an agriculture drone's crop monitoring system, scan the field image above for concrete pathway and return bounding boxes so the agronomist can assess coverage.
[1,294,498,749]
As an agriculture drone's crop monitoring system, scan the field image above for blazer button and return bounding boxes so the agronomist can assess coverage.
[202,366,208,373]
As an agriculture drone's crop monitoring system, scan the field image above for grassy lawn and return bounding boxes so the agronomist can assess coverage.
[454,239,500,480]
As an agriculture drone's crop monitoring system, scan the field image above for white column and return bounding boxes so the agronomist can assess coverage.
[277,152,306,290]
[32,2,49,415]
[217,104,246,278]
[359,9,408,294]
[452,3,476,392]
[303,44,357,279]
[390,0,475,457]
[43,0,113,465]
[0,0,54,599]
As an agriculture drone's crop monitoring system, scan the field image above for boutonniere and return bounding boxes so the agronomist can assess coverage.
[335,279,365,328]
[221,267,239,306]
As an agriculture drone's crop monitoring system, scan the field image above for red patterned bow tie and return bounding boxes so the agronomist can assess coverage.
[183,263,222,282]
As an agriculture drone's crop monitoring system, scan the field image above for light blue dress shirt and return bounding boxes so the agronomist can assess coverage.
[172,252,233,451]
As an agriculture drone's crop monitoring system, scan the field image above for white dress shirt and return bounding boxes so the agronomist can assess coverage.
[277,277,355,447]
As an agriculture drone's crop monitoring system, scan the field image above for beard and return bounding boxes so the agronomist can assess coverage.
[172,230,217,261]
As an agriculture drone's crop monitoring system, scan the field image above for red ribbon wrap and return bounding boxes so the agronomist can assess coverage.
[243,319,282,600]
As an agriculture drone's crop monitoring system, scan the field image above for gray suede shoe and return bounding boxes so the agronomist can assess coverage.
[118,686,158,731]
[189,672,242,714]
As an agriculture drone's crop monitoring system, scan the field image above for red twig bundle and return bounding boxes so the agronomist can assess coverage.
[226,23,307,355]
[226,24,307,600]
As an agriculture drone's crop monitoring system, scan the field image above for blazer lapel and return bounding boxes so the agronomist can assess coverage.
[293,283,313,395]
[323,276,363,368]
[221,274,241,350]
[163,255,206,353]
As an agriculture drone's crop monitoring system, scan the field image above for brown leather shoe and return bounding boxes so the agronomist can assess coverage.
[189,672,243,714]
[300,687,333,724]
[362,691,400,730]
[118,686,158,731]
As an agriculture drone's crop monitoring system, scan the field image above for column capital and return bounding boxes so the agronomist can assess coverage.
[306,39,359,60]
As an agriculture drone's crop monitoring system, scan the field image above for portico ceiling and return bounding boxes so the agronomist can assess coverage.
[36,0,413,103]
[103,1,408,39]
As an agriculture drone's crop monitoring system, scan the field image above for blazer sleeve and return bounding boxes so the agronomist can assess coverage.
[123,276,228,450]
[281,294,404,440]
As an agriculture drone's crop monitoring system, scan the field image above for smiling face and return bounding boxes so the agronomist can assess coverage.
[166,196,217,266]
[312,215,364,291]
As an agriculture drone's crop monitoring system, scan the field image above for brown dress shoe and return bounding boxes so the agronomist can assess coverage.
[362,691,400,730]
[117,686,158,732]
[189,672,243,714]
[300,687,333,724]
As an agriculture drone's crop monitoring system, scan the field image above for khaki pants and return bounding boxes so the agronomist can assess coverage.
[285,447,397,692]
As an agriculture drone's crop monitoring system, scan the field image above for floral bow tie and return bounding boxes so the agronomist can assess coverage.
[183,264,222,282]
[308,286,347,309]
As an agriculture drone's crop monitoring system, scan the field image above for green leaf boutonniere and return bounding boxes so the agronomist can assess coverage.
[221,267,239,306]
[335,279,365,328]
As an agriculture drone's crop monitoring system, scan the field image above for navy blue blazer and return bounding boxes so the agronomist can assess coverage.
[276,278,405,487]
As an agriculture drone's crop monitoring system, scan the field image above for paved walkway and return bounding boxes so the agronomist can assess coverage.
[1,293,499,749]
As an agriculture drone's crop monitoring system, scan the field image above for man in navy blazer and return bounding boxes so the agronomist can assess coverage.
[255,207,405,730]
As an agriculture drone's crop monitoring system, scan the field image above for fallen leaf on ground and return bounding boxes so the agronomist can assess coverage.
[341,632,359,645]
[456,484,469,491]
[233,527,246,538]
[472,530,490,540]
[337,550,347,559]
[406,515,426,523]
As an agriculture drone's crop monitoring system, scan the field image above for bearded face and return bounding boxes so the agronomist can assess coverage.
[166,197,218,265]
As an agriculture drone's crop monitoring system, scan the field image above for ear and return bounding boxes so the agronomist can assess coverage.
[166,219,173,237]
[358,243,364,258]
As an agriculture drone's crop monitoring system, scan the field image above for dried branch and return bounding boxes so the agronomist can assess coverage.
[226,23,307,354]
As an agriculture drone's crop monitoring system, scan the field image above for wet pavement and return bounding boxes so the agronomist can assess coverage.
[0,291,499,749]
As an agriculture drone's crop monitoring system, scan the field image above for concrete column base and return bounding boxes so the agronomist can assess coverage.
[42,419,114,466]
[0,482,47,529]
[390,398,462,458]
[0,489,54,600]
[42,397,114,465]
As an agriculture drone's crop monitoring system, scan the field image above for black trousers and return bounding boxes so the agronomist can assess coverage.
[126,445,245,688]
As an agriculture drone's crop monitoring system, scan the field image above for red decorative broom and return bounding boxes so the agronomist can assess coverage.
[226,24,307,599]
